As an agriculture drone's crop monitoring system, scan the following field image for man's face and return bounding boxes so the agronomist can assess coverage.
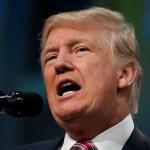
[42,26,119,127]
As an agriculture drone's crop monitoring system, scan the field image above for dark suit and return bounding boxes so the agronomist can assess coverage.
[12,137,64,150]
[122,127,150,150]
[12,127,150,150]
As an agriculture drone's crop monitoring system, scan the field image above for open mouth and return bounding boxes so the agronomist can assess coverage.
[57,81,81,96]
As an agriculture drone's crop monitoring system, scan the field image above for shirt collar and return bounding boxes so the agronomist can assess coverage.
[60,114,134,150]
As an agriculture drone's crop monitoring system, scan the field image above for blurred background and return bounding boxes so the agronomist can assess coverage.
[0,0,150,149]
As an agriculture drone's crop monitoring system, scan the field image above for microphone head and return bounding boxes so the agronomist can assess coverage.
[6,91,43,117]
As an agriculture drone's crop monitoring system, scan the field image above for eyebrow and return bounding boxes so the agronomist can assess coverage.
[67,38,94,47]
[68,38,86,45]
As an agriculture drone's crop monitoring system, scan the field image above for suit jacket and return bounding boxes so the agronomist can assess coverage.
[122,127,150,150]
[12,127,150,150]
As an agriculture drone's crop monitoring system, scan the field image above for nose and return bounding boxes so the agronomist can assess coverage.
[54,51,74,74]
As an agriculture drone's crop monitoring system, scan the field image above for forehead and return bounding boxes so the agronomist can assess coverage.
[47,26,93,40]
[44,25,110,49]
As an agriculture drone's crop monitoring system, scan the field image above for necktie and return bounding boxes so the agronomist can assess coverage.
[70,141,98,150]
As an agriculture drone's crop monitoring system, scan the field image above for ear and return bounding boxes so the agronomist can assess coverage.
[117,63,137,89]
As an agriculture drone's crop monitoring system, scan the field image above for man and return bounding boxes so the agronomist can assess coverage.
[14,7,150,150]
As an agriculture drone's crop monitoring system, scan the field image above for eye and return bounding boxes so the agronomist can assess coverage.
[49,55,57,60]
[79,47,89,52]
[45,55,57,64]
[72,46,90,57]
[74,46,90,53]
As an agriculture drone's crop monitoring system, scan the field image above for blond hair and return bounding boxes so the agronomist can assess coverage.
[40,7,143,115]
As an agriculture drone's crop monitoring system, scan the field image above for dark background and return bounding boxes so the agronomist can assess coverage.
[0,0,150,150]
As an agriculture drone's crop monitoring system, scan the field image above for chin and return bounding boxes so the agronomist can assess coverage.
[53,107,82,123]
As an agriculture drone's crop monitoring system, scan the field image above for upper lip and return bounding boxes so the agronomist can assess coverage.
[56,78,81,96]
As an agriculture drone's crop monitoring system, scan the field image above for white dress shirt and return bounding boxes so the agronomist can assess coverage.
[60,114,134,150]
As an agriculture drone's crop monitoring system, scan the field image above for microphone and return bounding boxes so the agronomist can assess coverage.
[0,91,43,117]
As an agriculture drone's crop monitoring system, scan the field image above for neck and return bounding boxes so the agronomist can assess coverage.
[61,111,130,141]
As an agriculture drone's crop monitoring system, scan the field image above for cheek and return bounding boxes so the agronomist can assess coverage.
[43,67,55,85]
[88,70,117,115]
[43,68,56,100]
[81,60,107,82]
[83,58,117,97]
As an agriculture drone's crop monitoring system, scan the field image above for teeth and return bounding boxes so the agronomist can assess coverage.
[62,91,74,96]
[61,82,74,96]
[62,82,73,88]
